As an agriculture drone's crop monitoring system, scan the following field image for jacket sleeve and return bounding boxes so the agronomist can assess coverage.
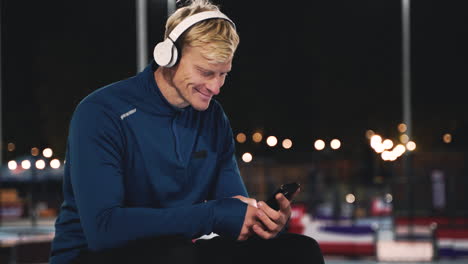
[69,102,247,251]
[212,106,249,199]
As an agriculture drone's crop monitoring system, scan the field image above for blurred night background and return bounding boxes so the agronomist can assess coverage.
[0,0,467,263]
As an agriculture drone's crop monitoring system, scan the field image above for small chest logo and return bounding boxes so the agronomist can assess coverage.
[120,108,137,120]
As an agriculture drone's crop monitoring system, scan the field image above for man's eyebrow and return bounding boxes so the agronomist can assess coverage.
[195,65,231,73]
[195,65,210,72]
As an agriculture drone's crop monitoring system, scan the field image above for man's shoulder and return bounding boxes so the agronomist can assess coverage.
[74,77,138,118]
[83,77,135,104]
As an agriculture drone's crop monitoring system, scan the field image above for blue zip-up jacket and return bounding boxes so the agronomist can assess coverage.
[50,61,248,263]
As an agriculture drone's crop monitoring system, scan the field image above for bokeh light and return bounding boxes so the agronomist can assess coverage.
[393,144,406,156]
[236,133,246,143]
[374,144,385,153]
[282,139,292,149]
[406,141,416,151]
[8,160,17,170]
[383,139,394,150]
[381,151,397,161]
[443,133,452,144]
[31,147,40,156]
[242,152,253,163]
[346,193,356,203]
[252,132,262,143]
[50,159,61,169]
[43,148,53,158]
[330,139,341,150]
[266,136,278,147]
[398,123,407,133]
[21,160,31,170]
[400,134,409,144]
[385,193,393,203]
[35,160,46,170]
[314,139,325,151]
[365,130,375,139]
[7,143,15,152]
[370,135,382,149]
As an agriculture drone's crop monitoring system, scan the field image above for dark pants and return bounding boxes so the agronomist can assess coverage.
[76,233,324,264]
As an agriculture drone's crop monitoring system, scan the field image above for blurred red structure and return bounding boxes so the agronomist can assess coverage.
[288,203,306,234]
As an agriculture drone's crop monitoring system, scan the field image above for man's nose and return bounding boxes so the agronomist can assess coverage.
[206,77,223,95]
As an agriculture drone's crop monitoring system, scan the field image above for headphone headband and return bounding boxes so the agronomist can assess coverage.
[168,11,235,42]
[154,10,236,68]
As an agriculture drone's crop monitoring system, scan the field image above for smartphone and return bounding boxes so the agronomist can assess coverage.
[265,182,300,210]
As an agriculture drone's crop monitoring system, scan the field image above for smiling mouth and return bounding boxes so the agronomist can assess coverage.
[194,87,211,99]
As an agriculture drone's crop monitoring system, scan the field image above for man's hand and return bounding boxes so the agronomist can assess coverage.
[252,188,300,239]
[237,205,261,241]
[233,188,300,241]
[232,195,257,208]
[233,195,259,241]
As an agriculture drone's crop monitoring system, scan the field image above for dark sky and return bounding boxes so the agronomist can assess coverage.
[2,0,468,161]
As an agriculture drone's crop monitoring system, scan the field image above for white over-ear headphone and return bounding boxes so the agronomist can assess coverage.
[153,10,236,68]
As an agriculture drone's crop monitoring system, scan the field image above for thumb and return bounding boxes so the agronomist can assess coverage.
[233,195,258,208]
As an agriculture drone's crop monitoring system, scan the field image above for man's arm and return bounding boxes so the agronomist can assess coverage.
[209,105,300,240]
[212,107,248,199]
[69,102,247,251]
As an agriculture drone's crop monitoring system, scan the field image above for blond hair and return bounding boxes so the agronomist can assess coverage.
[164,0,239,63]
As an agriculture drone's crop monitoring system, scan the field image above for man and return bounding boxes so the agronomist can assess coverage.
[50,0,324,263]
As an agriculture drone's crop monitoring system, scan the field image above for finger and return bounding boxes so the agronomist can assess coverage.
[252,224,275,240]
[233,195,258,208]
[246,198,258,208]
[256,208,279,232]
[276,193,292,214]
[257,201,281,222]
[238,234,247,241]
[237,227,248,241]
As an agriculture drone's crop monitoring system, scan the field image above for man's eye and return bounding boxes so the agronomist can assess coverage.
[201,71,212,77]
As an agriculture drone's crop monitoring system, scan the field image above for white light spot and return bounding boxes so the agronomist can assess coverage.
[8,160,17,170]
[385,193,393,203]
[266,136,278,147]
[406,141,416,151]
[43,148,53,158]
[282,139,292,149]
[242,153,253,163]
[50,159,61,169]
[370,135,382,149]
[21,160,31,170]
[330,139,341,150]
[314,139,325,151]
[35,160,46,170]
[346,193,356,203]
[383,139,394,150]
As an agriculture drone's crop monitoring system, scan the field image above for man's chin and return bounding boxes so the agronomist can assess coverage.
[191,102,210,111]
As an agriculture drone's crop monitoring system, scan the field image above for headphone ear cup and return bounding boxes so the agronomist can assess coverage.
[154,39,175,67]
[166,44,179,68]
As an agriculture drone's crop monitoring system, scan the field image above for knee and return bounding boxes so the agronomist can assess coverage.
[293,234,320,250]
[285,234,324,264]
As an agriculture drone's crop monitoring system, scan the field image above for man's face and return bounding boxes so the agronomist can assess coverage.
[170,45,232,111]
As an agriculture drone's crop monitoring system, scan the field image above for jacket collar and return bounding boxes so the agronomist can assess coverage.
[137,60,187,116]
